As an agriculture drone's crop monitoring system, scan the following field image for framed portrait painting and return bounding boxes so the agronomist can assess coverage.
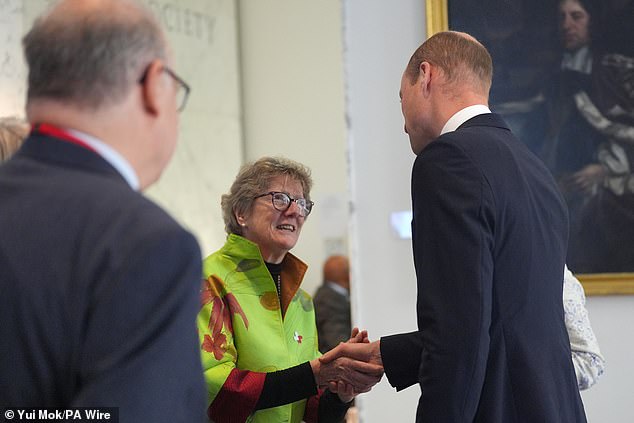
[426,0,634,295]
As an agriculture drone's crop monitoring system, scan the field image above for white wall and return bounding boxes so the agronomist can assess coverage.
[581,296,634,422]
[343,0,424,420]
[144,0,244,256]
[238,0,349,295]
[0,0,26,116]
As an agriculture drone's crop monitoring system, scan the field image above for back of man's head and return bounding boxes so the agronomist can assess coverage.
[323,255,350,290]
[23,0,166,111]
[22,0,183,190]
[405,31,493,97]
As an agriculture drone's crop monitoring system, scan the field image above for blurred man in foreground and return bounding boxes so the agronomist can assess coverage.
[0,1,205,421]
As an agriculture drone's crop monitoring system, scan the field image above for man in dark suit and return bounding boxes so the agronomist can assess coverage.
[314,255,352,353]
[0,1,206,421]
[322,31,587,422]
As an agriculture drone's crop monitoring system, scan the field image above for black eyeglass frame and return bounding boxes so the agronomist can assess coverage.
[138,65,191,112]
[254,191,314,217]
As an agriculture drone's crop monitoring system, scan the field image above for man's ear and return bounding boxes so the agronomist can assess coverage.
[140,60,167,116]
[419,61,433,95]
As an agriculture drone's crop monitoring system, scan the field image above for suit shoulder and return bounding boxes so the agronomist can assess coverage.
[414,137,484,180]
[78,182,197,256]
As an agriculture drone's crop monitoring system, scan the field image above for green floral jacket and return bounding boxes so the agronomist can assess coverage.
[198,234,321,422]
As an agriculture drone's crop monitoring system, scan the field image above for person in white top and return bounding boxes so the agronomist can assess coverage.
[563,266,605,389]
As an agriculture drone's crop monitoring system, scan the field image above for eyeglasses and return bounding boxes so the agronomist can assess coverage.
[254,191,314,217]
[163,67,191,112]
[139,65,191,112]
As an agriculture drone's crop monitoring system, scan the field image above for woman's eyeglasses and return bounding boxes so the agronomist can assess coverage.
[254,191,314,217]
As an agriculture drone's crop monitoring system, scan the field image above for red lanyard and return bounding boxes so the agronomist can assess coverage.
[32,123,97,153]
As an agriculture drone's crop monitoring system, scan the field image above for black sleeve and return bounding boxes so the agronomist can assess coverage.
[381,331,423,391]
[317,389,351,423]
[255,361,351,421]
[255,361,317,410]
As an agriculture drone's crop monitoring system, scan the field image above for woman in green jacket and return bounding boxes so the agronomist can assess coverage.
[198,156,382,423]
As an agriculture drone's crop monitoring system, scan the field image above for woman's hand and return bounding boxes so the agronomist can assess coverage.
[310,328,382,403]
[328,327,376,402]
[348,327,369,344]
[333,380,355,403]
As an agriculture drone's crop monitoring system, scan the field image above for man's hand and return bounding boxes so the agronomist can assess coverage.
[321,340,383,367]
[315,338,384,402]
[309,331,384,403]
[310,353,383,391]
[331,327,373,402]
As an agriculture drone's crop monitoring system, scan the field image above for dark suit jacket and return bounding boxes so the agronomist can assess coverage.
[381,114,586,422]
[0,133,206,422]
[313,283,351,353]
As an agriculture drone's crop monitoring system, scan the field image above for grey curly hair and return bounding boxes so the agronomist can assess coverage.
[222,156,313,235]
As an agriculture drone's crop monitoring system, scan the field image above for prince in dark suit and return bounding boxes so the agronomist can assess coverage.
[0,1,205,422]
[322,31,587,422]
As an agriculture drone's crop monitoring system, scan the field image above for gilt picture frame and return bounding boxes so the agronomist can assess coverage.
[425,0,634,295]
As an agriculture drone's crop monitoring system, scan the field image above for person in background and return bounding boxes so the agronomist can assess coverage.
[524,0,603,199]
[198,156,383,423]
[540,0,606,271]
[314,255,352,353]
[564,266,605,389]
[0,117,29,161]
[0,1,206,421]
[322,31,587,422]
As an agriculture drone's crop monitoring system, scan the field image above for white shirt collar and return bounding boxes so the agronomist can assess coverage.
[326,281,350,299]
[440,104,491,135]
[561,46,592,74]
[66,128,140,190]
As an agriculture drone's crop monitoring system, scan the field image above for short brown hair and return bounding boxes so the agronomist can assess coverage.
[221,157,313,235]
[405,31,493,95]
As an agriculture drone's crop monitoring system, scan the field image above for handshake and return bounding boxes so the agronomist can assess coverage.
[310,328,384,403]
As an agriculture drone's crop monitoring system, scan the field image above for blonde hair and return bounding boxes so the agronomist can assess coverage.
[0,117,29,161]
